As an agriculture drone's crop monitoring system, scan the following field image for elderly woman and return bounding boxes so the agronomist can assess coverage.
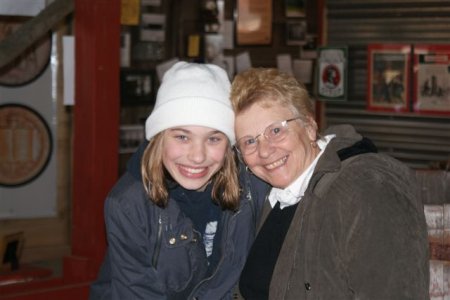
[231,68,429,299]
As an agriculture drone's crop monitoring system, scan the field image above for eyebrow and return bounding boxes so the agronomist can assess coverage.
[168,127,223,135]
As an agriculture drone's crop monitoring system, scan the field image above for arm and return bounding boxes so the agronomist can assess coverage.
[105,185,166,300]
[335,157,429,299]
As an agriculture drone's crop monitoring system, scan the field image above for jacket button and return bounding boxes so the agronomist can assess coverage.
[180,234,188,240]
[169,237,176,245]
[305,282,311,290]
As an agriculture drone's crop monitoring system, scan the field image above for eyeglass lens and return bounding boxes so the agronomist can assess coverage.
[237,117,300,155]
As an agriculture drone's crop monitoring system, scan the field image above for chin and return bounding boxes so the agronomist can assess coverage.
[178,180,209,191]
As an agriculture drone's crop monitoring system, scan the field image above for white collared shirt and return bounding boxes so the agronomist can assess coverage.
[268,134,335,209]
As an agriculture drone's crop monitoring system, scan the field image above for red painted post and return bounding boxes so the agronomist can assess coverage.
[69,0,120,279]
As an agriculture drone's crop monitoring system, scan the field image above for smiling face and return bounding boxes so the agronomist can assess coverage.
[235,102,319,189]
[162,125,229,191]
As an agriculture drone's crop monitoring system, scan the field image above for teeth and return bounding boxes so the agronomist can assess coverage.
[265,156,287,170]
[180,166,206,174]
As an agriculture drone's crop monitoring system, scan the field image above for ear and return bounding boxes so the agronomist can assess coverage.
[304,116,318,141]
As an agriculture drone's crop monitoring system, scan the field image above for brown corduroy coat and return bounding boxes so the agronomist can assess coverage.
[238,124,430,300]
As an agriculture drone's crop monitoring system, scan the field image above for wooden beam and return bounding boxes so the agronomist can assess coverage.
[0,0,74,69]
[70,0,120,276]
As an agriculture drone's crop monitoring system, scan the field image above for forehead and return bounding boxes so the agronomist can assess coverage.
[235,103,293,137]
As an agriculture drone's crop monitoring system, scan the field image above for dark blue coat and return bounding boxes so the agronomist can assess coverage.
[89,143,269,299]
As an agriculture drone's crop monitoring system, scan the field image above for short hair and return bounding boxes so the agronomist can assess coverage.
[230,68,315,123]
[141,132,240,211]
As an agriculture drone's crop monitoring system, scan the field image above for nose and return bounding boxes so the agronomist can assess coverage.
[187,141,207,164]
[257,137,275,158]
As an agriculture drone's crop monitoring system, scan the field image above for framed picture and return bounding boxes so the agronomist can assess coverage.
[316,46,348,101]
[0,231,24,271]
[236,0,272,45]
[286,20,307,46]
[120,69,155,105]
[412,44,450,115]
[367,44,411,112]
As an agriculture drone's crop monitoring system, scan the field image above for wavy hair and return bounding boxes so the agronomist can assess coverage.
[230,68,316,125]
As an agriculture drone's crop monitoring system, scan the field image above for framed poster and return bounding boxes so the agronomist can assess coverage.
[120,69,155,105]
[367,44,411,112]
[0,17,52,87]
[0,104,53,187]
[236,0,272,45]
[316,46,347,101]
[413,44,450,115]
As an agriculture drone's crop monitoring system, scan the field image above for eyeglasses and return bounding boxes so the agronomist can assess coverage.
[235,117,302,155]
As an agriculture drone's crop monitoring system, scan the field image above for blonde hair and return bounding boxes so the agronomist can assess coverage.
[141,132,240,211]
[230,68,315,124]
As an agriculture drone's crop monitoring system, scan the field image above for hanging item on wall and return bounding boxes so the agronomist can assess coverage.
[286,20,307,46]
[284,0,305,17]
[140,13,165,42]
[120,0,140,26]
[367,44,411,112]
[120,69,155,105]
[236,0,272,45]
[0,17,51,87]
[202,0,220,33]
[413,44,450,115]
[0,103,53,187]
[316,46,347,101]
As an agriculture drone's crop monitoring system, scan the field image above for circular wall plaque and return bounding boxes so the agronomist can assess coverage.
[0,104,53,187]
[0,17,52,87]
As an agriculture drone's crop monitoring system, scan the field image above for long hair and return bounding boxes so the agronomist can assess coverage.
[141,132,240,211]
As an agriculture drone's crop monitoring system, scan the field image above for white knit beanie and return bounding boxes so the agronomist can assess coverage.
[145,61,235,144]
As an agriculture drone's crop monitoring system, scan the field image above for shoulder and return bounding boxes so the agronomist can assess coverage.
[340,152,415,187]
[104,172,155,229]
[322,152,420,214]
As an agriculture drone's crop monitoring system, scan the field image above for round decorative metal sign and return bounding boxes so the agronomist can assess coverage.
[0,104,53,187]
[0,17,52,86]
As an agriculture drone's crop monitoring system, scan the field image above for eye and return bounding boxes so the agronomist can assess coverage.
[244,137,257,146]
[268,125,283,136]
[208,135,223,143]
[174,134,189,141]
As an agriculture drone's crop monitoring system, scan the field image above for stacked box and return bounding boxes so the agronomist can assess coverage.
[429,260,450,299]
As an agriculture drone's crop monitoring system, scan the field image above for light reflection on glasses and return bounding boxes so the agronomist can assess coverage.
[235,117,302,155]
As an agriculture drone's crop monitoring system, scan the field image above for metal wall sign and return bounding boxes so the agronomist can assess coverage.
[0,103,52,187]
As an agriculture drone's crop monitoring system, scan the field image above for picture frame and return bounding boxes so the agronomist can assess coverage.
[120,69,155,105]
[316,46,348,101]
[412,44,450,115]
[367,44,411,112]
[286,20,307,46]
[236,0,273,45]
[0,231,25,271]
